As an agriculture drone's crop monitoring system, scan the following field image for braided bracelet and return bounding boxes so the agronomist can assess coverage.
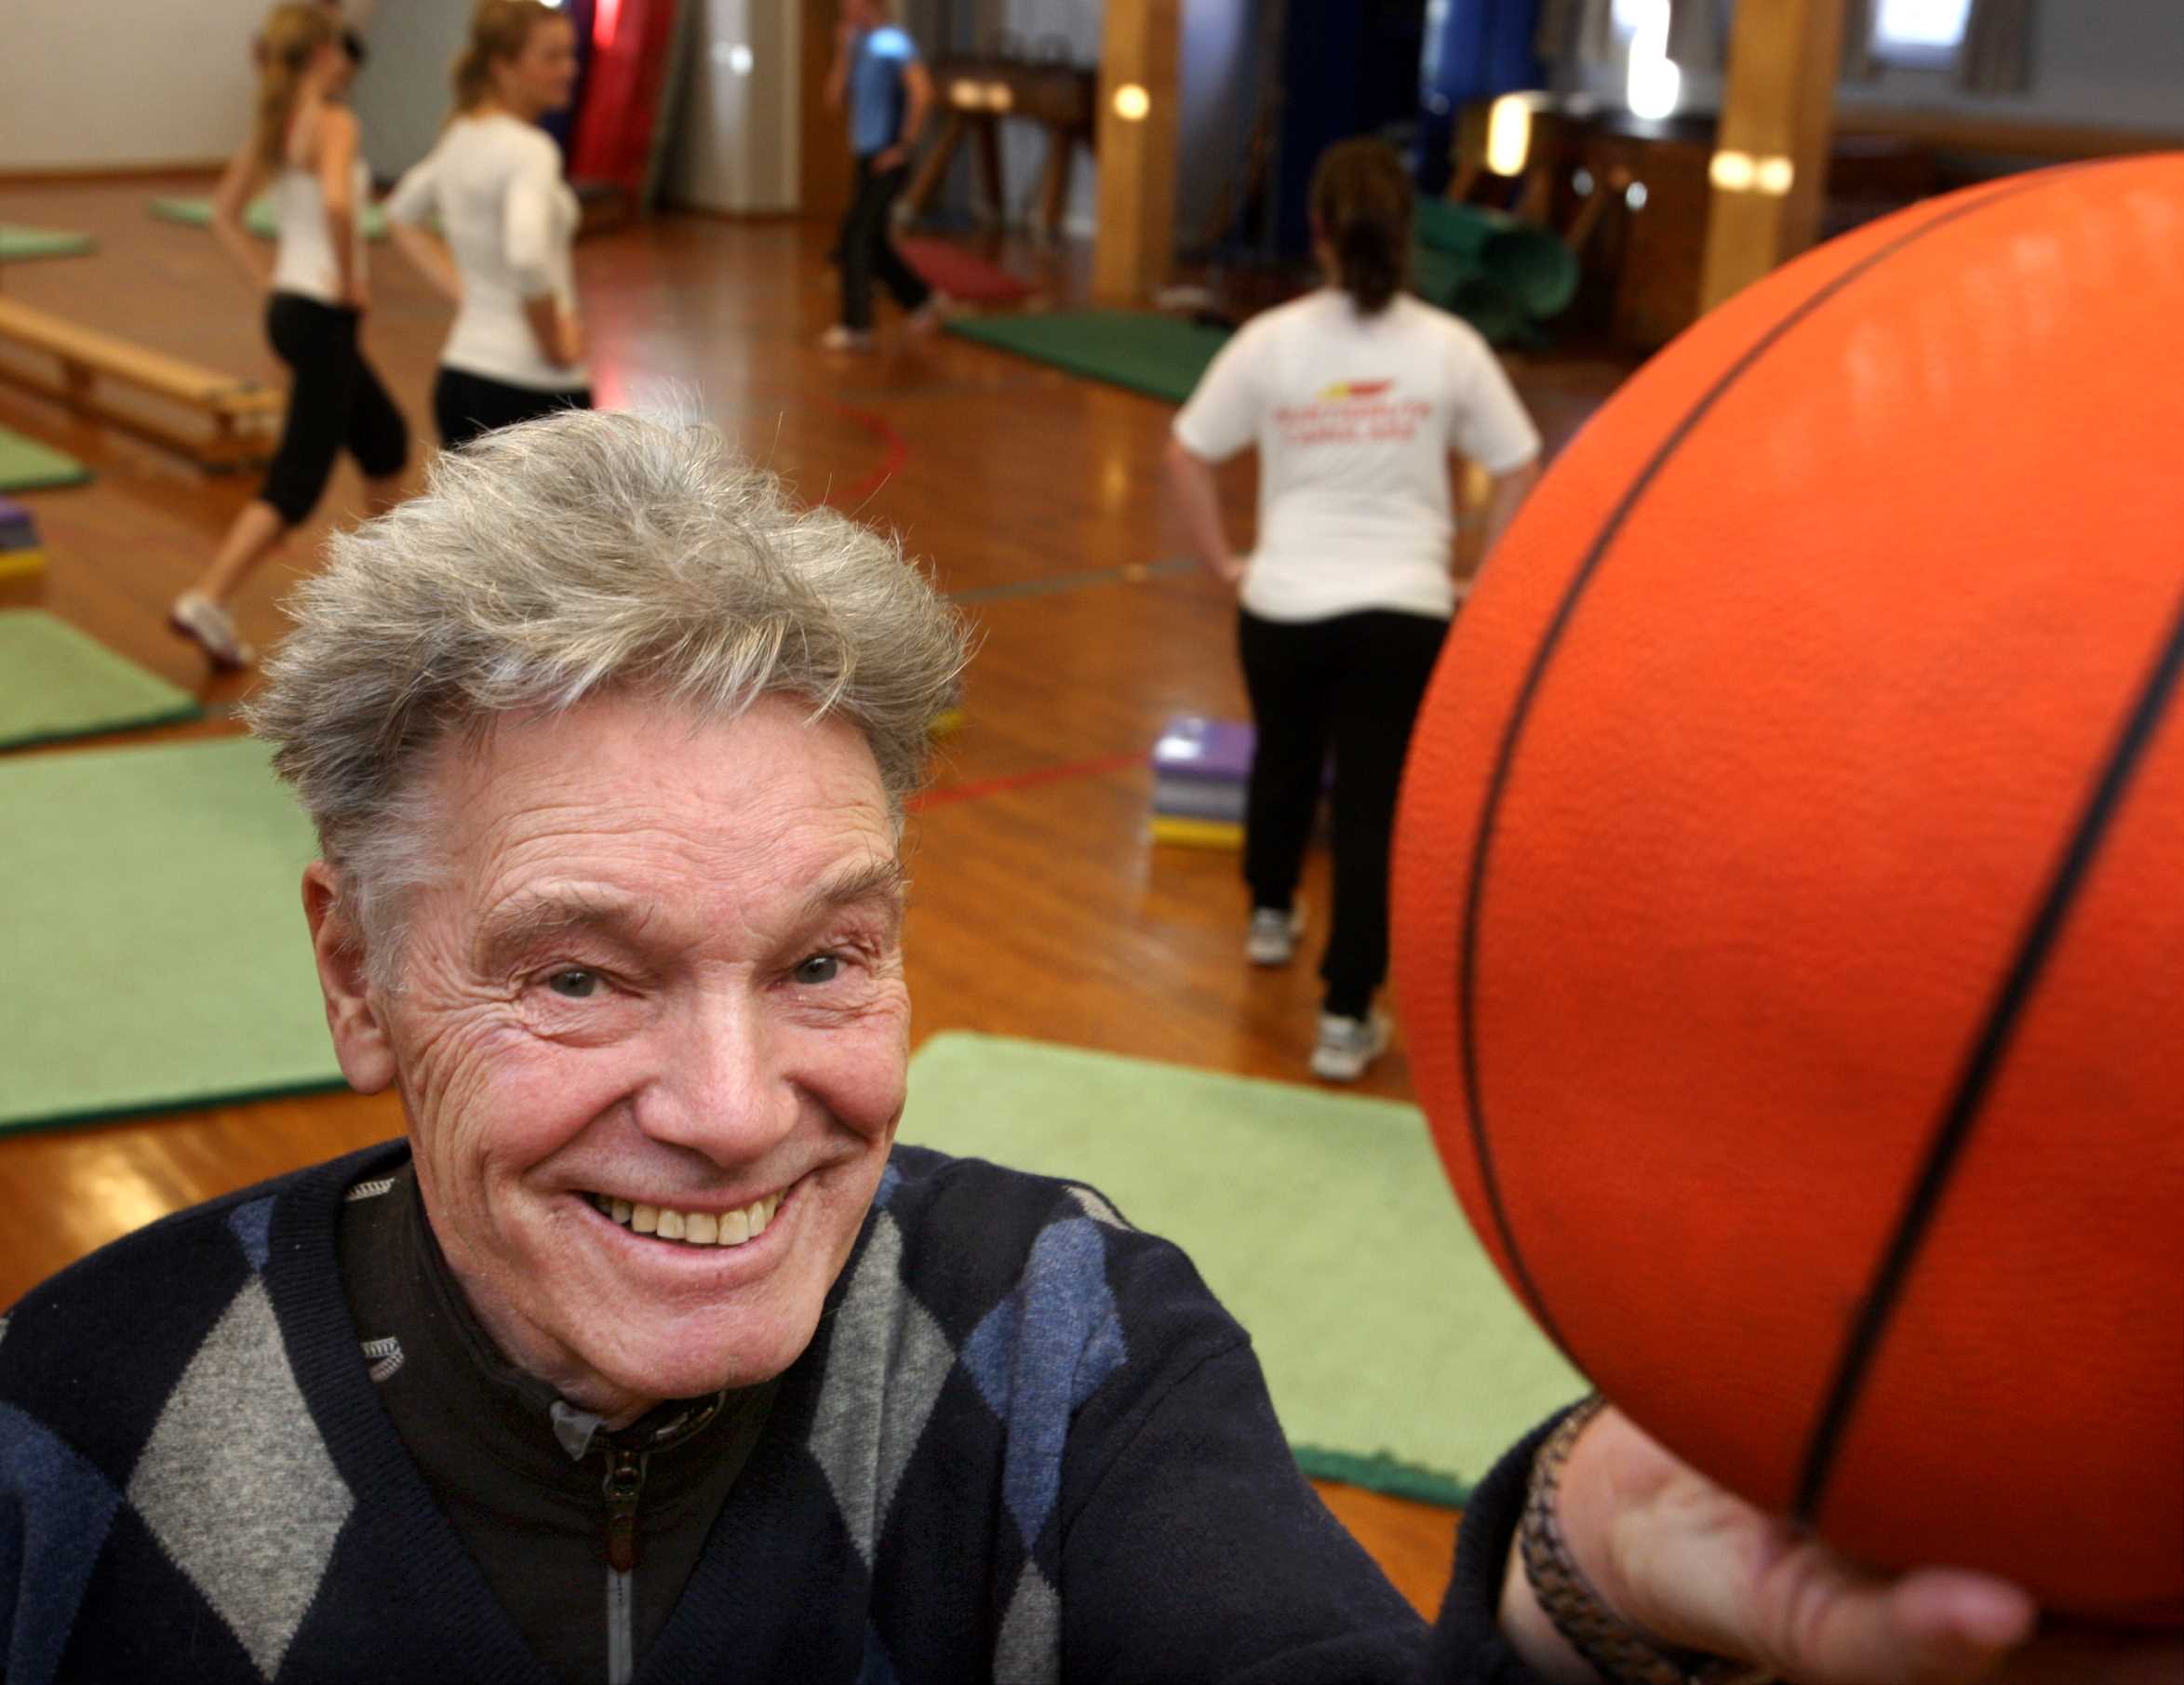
[1518,1396,1775,1685]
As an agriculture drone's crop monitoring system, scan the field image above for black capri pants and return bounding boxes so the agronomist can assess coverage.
[1237,606,1452,1020]
[261,292,409,526]
[433,368,593,453]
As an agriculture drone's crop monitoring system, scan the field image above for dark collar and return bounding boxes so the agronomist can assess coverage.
[363,1161,762,1495]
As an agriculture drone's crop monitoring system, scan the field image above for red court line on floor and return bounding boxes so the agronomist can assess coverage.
[817,395,910,503]
[909,750,1143,812]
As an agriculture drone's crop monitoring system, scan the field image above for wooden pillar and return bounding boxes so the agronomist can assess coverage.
[798,0,852,225]
[1092,0,1181,304]
[1699,0,1846,312]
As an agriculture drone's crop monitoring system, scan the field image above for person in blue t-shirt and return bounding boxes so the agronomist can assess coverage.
[822,0,945,350]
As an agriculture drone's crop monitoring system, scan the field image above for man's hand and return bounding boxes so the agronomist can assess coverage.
[1536,1405,2182,1685]
[873,144,908,173]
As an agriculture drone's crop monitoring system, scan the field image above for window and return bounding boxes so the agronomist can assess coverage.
[1869,0,1974,67]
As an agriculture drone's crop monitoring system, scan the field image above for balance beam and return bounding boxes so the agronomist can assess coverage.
[0,297,282,471]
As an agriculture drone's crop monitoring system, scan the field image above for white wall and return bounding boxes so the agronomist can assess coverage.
[664,0,802,213]
[0,0,268,170]
[348,1,475,183]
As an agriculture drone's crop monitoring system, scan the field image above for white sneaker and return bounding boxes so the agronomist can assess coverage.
[1310,1011,1390,1082]
[908,290,957,336]
[168,592,255,668]
[1246,904,1306,967]
[819,325,876,352]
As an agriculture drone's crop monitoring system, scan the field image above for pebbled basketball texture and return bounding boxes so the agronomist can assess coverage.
[1392,155,2184,1624]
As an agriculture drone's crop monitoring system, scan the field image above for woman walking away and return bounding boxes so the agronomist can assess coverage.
[171,3,409,670]
[1166,139,1542,1082]
[385,0,587,450]
[821,0,946,352]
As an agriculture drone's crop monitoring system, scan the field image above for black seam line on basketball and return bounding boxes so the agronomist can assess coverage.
[1454,168,2073,1362]
[1792,580,2184,1525]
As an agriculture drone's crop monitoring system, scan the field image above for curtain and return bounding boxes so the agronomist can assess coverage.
[1664,0,1724,72]
[1534,0,1615,65]
[1839,0,1882,82]
[1959,0,2035,94]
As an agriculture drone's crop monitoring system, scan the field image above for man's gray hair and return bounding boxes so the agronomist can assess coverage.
[246,408,968,976]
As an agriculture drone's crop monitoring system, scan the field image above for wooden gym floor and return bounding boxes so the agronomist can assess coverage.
[0,173,1632,1616]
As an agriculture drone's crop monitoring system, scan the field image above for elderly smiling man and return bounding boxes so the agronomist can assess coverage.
[1,413,2108,1685]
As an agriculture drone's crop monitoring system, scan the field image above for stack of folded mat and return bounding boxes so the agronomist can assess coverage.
[0,498,47,601]
[1149,715,1253,849]
[1412,199,1580,349]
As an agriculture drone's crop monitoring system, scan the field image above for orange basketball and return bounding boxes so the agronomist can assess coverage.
[1393,155,2184,1625]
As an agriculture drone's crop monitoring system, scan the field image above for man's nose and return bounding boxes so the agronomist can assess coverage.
[633,985,800,1167]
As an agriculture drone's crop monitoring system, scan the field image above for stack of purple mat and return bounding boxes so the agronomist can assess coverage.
[1149,715,1253,849]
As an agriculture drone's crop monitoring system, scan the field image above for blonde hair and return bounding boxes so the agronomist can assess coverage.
[451,0,563,114]
[253,3,341,168]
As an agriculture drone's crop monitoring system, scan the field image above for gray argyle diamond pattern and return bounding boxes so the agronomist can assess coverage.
[807,1208,956,1567]
[126,1277,355,1681]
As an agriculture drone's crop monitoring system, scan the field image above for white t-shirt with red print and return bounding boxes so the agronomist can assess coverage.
[1173,288,1540,622]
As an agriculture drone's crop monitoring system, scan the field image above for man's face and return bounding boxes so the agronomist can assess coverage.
[370,691,908,1419]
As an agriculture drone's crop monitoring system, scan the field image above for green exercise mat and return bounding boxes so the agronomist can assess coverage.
[0,735,344,1134]
[150,195,391,242]
[900,1032,1584,1504]
[1414,198,1579,322]
[945,311,1231,406]
[0,612,200,751]
[0,426,89,492]
[0,223,95,262]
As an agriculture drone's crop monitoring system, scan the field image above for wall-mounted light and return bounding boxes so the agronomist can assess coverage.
[987,82,1014,113]
[1625,181,1649,210]
[1709,149,1756,191]
[1710,150,1796,195]
[1485,95,1531,176]
[951,78,983,108]
[1112,84,1150,122]
[728,44,753,74]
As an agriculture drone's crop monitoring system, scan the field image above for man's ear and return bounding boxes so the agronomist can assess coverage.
[302,863,397,1094]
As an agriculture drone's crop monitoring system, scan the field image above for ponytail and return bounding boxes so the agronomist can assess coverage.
[1309,139,1414,317]
[450,0,561,117]
[251,3,340,168]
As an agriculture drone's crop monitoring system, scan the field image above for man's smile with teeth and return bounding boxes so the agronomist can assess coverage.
[585,1189,785,1248]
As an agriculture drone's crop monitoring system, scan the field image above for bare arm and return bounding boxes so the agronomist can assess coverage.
[1475,456,1540,559]
[1164,436,1244,584]
[315,107,362,307]
[389,223,463,304]
[209,137,272,291]
[876,58,933,168]
[522,293,582,370]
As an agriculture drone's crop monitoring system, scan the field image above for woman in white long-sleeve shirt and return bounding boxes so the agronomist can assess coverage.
[385,0,587,451]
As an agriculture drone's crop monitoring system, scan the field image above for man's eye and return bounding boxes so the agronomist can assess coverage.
[546,969,602,999]
[793,954,841,985]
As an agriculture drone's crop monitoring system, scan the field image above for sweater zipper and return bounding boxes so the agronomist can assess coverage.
[603,1447,648,1685]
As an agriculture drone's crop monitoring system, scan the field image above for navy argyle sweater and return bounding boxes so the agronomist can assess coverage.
[0,1140,1548,1684]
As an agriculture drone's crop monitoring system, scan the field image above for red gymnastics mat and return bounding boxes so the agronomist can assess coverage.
[897,237,1034,304]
